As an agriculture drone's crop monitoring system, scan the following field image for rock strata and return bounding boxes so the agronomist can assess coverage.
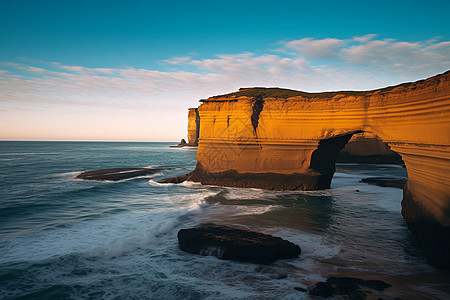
[177,224,301,264]
[76,167,166,181]
[172,70,450,268]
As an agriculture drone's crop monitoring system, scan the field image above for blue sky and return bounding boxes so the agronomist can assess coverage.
[1,0,449,141]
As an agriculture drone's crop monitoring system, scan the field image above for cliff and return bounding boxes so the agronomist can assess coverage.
[173,71,450,267]
[187,108,200,146]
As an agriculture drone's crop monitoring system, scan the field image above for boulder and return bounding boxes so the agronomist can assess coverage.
[177,224,301,264]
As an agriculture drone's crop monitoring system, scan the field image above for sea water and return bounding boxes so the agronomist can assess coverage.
[0,141,448,299]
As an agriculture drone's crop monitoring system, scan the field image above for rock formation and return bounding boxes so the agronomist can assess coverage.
[77,167,167,181]
[187,108,200,146]
[168,71,450,267]
[177,224,301,264]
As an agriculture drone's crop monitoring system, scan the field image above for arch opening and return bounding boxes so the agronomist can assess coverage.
[310,130,407,191]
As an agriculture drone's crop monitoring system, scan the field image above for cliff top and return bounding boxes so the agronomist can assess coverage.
[202,70,449,102]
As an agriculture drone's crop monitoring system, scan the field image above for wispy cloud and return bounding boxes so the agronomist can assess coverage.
[281,35,450,74]
[1,35,449,140]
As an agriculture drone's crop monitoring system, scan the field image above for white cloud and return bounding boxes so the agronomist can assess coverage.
[282,36,450,75]
[1,35,449,140]
[285,37,343,59]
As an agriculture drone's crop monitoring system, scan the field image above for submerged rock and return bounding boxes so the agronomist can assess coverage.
[309,277,391,299]
[76,167,167,181]
[360,177,407,189]
[177,224,301,264]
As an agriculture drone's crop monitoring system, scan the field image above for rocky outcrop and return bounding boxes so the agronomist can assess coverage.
[177,224,301,264]
[171,71,450,267]
[77,167,167,181]
[170,139,188,147]
[360,177,407,188]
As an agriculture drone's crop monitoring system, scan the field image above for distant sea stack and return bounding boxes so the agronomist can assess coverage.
[174,71,450,268]
[187,108,200,146]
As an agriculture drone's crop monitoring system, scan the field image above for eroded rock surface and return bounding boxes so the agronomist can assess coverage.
[177,224,301,264]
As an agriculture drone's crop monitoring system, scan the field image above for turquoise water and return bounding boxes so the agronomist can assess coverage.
[0,142,447,299]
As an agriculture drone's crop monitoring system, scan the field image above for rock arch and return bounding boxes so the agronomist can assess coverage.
[175,71,450,267]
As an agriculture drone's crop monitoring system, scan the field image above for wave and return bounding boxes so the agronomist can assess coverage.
[0,189,218,263]
[0,152,59,156]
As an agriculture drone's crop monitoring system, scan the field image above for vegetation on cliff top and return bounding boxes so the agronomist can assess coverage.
[203,70,449,101]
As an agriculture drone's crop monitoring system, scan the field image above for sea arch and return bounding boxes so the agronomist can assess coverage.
[177,71,449,267]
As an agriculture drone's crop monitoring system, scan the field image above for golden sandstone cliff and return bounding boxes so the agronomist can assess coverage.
[187,108,200,146]
[169,71,450,267]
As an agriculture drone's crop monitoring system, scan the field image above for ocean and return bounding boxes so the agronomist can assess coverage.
[0,141,448,299]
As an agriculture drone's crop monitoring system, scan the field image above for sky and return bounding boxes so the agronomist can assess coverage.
[1,0,449,141]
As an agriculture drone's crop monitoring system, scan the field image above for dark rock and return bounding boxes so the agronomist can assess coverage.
[177,224,301,264]
[169,138,199,148]
[169,139,187,147]
[309,281,334,298]
[361,279,391,291]
[173,162,325,190]
[328,277,390,291]
[76,167,167,181]
[310,277,391,300]
[360,177,407,189]
[294,286,307,292]
[402,186,450,269]
[158,172,192,184]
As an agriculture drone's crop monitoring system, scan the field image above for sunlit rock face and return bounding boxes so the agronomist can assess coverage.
[187,71,450,267]
[187,108,200,146]
[337,132,404,164]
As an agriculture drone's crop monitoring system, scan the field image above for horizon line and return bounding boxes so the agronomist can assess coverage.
[0,139,179,143]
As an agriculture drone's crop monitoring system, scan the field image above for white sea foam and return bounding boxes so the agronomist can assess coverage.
[148,179,173,186]
[49,171,82,179]
[0,203,206,263]
[230,205,278,216]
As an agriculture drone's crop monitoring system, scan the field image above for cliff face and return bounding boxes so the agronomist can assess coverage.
[187,108,200,146]
[185,71,450,267]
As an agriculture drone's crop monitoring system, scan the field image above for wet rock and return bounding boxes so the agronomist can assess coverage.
[309,281,334,298]
[76,167,167,181]
[309,277,391,299]
[177,224,301,264]
[158,172,192,184]
[360,177,407,189]
[294,286,307,292]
